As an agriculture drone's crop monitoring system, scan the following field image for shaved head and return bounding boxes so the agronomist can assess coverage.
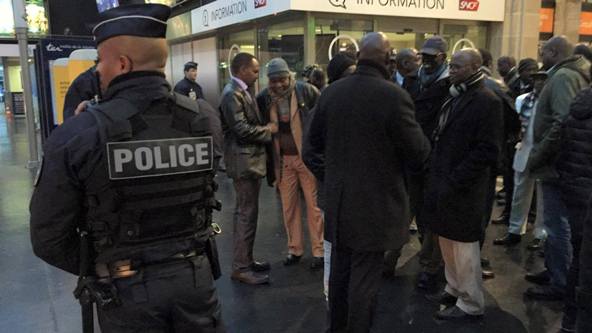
[449,49,482,84]
[541,36,574,69]
[359,32,391,67]
[395,48,420,77]
[97,35,168,93]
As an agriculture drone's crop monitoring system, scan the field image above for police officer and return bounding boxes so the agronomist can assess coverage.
[174,61,205,101]
[29,4,224,332]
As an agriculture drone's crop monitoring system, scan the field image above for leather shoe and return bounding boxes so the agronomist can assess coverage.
[525,270,550,285]
[491,214,509,225]
[231,270,270,285]
[527,238,544,251]
[480,257,490,267]
[417,272,437,290]
[493,233,521,246]
[250,261,271,272]
[283,254,302,266]
[482,269,495,279]
[425,291,457,306]
[524,286,564,301]
[310,257,323,270]
[434,306,483,321]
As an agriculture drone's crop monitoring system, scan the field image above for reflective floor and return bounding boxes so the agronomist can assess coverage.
[0,114,563,332]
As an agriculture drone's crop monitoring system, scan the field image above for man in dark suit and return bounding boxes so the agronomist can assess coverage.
[305,32,430,332]
[219,53,278,285]
[393,48,420,99]
[424,49,502,321]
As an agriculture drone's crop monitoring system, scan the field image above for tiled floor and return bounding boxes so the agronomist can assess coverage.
[0,114,563,332]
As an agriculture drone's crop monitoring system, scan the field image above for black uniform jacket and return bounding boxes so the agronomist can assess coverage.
[174,77,205,100]
[30,72,222,275]
[305,60,430,252]
[423,81,503,242]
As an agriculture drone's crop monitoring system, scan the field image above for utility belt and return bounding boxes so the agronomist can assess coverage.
[95,248,205,280]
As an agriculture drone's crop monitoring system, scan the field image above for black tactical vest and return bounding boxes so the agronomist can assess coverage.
[84,92,215,265]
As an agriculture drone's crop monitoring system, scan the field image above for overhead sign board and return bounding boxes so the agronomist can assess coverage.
[191,0,505,35]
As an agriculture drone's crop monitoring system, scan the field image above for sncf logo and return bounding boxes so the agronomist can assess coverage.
[459,0,479,11]
[255,0,267,8]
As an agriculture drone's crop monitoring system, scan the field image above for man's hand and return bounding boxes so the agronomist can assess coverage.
[74,100,91,116]
[267,122,279,134]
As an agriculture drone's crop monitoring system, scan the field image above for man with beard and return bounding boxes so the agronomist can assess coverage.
[413,36,451,291]
[257,58,323,269]
[424,48,503,321]
[306,32,429,332]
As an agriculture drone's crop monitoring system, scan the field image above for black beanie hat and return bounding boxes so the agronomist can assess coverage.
[518,58,539,74]
[327,52,356,84]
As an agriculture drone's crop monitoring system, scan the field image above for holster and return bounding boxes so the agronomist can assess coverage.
[205,236,221,280]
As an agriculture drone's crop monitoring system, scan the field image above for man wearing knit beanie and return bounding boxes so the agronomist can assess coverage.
[256,58,324,270]
[327,52,357,83]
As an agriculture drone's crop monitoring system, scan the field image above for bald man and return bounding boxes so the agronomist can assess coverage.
[306,32,429,332]
[423,49,502,321]
[524,36,590,306]
[30,4,225,332]
[393,48,421,99]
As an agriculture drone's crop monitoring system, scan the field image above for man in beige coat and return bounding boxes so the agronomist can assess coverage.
[257,58,324,269]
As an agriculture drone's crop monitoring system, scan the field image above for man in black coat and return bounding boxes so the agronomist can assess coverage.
[413,36,451,291]
[305,32,430,332]
[63,65,100,120]
[423,49,502,321]
[174,61,205,101]
[557,88,592,333]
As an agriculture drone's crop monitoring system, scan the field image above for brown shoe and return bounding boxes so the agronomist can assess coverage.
[231,270,270,285]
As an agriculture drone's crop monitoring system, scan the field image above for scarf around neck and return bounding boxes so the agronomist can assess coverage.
[419,63,448,89]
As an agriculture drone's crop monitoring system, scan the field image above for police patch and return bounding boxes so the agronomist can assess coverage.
[107,137,213,180]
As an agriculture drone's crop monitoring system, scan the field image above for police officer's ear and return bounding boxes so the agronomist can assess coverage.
[119,55,134,74]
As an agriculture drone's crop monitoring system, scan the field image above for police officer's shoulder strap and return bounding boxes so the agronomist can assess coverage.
[170,91,200,114]
[88,97,144,142]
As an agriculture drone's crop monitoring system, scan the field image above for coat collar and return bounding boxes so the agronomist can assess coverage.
[443,80,485,130]
[103,71,170,102]
[355,59,391,80]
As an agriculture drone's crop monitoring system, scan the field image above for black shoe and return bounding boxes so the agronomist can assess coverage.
[525,270,550,285]
[527,238,544,251]
[251,261,271,272]
[491,215,509,225]
[283,254,302,266]
[310,257,323,270]
[524,286,564,301]
[493,233,521,245]
[425,291,457,306]
[495,189,506,199]
[482,269,495,279]
[435,306,483,321]
[417,272,437,290]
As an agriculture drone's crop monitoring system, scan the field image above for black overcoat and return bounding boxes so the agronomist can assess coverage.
[304,61,430,252]
[423,80,503,242]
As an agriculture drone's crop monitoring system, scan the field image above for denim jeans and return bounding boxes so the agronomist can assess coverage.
[508,173,547,239]
[541,181,573,290]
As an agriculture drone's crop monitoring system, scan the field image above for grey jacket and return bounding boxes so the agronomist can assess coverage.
[219,79,272,180]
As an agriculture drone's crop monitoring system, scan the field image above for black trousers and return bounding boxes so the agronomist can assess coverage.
[501,142,516,216]
[563,203,586,329]
[98,255,225,333]
[576,202,592,333]
[328,245,383,333]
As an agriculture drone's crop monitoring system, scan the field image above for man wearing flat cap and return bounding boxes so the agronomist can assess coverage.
[174,61,205,101]
[29,4,225,332]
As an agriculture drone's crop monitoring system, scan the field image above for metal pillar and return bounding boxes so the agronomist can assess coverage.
[12,0,39,168]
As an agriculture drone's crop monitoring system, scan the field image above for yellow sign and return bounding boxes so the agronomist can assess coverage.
[50,58,70,125]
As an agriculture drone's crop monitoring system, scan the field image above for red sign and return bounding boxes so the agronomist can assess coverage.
[255,0,267,8]
[459,0,480,11]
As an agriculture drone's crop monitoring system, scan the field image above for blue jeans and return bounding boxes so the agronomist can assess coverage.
[541,181,573,290]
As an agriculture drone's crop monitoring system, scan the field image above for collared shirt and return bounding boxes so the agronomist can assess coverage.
[395,71,405,86]
[232,76,248,91]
